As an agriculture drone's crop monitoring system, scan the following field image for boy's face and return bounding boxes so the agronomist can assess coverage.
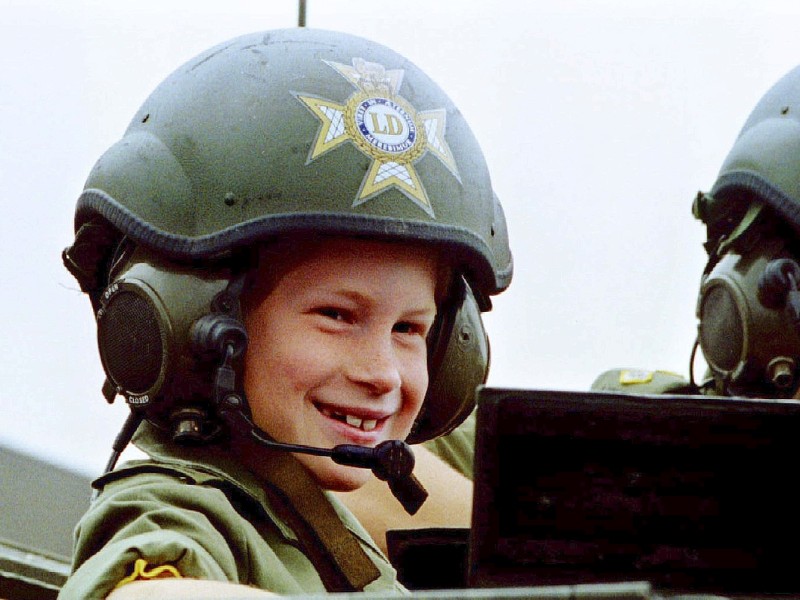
[243,237,438,491]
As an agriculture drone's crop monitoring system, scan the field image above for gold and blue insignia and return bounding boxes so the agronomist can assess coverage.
[293,57,460,217]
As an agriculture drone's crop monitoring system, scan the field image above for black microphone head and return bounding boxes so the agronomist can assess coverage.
[370,440,415,481]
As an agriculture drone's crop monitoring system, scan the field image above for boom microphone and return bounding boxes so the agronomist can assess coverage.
[218,394,429,515]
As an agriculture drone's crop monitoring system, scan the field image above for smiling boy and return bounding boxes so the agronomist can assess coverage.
[58,28,512,599]
[243,238,439,493]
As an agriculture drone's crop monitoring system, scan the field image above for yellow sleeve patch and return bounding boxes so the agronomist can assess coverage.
[114,558,183,589]
[619,369,655,385]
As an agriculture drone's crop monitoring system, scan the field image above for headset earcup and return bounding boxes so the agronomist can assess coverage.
[97,279,170,403]
[407,279,489,444]
[96,253,232,414]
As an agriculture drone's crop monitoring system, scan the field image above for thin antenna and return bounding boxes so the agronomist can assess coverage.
[298,0,306,27]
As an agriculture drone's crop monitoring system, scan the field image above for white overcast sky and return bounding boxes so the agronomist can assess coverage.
[3,0,800,477]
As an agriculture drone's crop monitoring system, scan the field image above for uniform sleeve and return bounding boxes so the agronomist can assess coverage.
[57,471,251,600]
[421,409,476,480]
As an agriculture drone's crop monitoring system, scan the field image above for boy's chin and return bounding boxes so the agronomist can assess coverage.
[300,455,371,492]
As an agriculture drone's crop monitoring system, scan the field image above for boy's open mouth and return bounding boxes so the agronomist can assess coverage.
[317,405,382,432]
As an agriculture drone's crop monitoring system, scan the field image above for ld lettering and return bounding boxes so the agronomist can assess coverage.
[370,112,403,136]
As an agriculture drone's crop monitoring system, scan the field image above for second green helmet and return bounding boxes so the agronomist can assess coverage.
[702,65,800,233]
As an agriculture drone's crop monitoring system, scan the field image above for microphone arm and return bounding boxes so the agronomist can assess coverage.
[218,394,429,515]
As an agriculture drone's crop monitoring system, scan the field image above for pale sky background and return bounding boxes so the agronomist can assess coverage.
[3,0,800,477]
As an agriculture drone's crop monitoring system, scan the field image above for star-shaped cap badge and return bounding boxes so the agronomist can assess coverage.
[294,57,460,217]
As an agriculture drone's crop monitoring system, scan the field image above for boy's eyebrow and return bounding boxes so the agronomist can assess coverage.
[312,288,436,313]
[401,305,438,318]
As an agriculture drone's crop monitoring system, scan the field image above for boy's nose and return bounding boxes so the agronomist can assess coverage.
[348,334,402,396]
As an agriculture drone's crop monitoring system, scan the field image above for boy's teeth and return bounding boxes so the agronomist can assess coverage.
[320,406,378,431]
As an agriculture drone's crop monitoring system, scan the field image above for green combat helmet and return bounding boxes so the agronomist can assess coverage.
[63,28,513,461]
[693,64,800,397]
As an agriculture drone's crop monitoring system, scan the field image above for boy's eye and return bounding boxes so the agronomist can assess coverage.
[317,307,346,321]
[393,321,427,336]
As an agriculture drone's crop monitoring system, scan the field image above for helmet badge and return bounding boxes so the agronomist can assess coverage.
[294,58,461,217]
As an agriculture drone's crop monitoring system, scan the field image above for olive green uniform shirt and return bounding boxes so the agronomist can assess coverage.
[422,409,475,479]
[58,423,406,599]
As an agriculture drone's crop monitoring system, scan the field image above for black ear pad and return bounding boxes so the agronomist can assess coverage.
[96,255,232,417]
[97,281,169,403]
[407,279,489,444]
